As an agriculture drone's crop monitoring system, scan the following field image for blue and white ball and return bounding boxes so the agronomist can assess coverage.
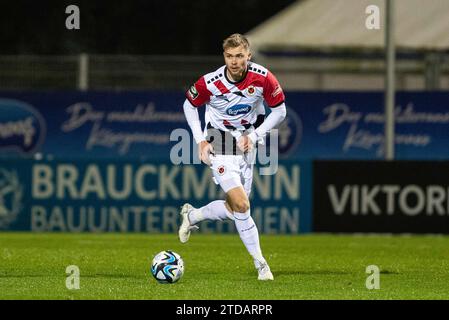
[151,250,184,284]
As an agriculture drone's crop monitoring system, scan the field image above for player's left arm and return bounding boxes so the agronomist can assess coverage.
[254,101,266,129]
[247,71,286,144]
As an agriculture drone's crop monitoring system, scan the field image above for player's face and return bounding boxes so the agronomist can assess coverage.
[223,45,251,81]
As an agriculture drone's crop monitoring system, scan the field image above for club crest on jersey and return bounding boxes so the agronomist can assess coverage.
[246,85,256,96]
[217,165,226,176]
[226,104,252,116]
[188,85,199,100]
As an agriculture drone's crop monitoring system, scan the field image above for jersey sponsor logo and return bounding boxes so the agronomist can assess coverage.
[226,104,252,116]
[272,85,282,98]
[188,85,199,100]
[247,85,256,96]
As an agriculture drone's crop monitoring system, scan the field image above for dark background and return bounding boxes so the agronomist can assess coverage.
[0,0,296,55]
[313,161,449,233]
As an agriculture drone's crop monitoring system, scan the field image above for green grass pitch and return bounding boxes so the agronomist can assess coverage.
[1,232,449,299]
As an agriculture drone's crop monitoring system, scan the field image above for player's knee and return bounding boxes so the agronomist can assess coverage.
[233,199,250,213]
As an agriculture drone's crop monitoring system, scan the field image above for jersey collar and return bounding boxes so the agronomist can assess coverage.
[224,66,248,85]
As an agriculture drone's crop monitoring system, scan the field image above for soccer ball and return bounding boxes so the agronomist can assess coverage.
[151,250,184,284]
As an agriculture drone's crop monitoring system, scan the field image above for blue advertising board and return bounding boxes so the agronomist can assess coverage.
[1,91,449,160]
[0,91,188,159]
[283,92,449,159]
[0,158,312,234]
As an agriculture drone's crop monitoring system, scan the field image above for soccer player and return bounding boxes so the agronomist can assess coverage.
[179,33,286,280]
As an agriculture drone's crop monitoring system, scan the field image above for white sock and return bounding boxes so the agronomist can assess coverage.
[188,200,234,225]
[234,210,266,266]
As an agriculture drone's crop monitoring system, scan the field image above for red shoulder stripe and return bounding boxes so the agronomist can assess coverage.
[213,80,230,94]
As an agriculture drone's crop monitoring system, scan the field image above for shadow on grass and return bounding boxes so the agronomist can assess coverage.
[272,269,399,276]
[0,273,144,280]
[273,270,353,276]
[82,274,144,279]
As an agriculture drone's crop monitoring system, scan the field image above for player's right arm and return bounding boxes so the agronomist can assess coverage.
[247,71,286,146]
[183,77,214,165]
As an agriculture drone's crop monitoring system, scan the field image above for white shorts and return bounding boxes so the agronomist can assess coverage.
[209,152,255,196]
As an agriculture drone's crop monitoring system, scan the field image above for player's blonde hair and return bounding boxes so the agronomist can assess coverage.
[223,33,250,51]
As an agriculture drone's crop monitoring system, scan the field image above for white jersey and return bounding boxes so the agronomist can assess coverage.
[186,62,285,132]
